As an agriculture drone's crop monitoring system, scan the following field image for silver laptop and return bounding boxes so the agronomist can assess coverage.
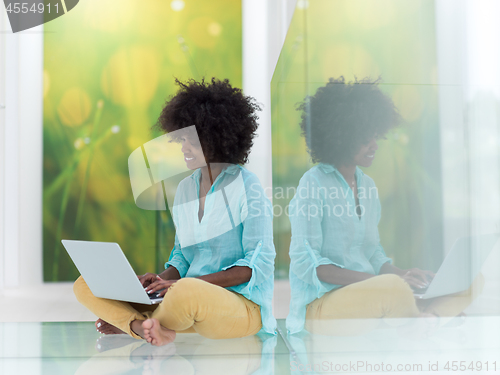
[414,233,499,299]
[62,240,163,305]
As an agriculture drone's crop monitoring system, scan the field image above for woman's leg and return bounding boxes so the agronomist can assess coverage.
[73,276,155,339]
[419,273,485,324]
[150,278,262,340]
[305,274,420,335]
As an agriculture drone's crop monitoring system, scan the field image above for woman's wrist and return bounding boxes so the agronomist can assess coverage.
[158,266,181,281]
[380,262,406,276]
[158,270,170,280]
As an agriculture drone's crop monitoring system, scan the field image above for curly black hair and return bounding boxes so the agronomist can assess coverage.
[155,78,261,165]
[297,76,401,167]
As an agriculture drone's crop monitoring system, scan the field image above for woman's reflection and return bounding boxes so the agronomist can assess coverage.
[74,334,275,375]
[287,77,483,336]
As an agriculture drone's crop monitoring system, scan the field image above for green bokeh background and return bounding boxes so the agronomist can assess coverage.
[271,0,443,278]
[43,0,242,281]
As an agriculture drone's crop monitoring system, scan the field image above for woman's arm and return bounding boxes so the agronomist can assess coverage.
[197,266,252,287]
[316,264,375,285]
[145,265,253,296]
[317,262,434,288]
[289,175,344,290]
[159,266,181,280]
[380,262,434,288]
[138,266,181,289]
[379,262,405,276]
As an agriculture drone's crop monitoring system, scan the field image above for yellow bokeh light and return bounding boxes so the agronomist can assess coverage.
[57,87,92,127]
[101,46,160,108]
[127,136,147,151]
[76,151,130,203]
[170,0,185,12]
[188,17,219,49]
[208,22,222,37]
[88,173,130,202]
[83,0,134,32]
[74,138,85,150]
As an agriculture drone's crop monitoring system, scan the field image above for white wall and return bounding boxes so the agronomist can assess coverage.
[436,0,500,250]
[243,0,297,199]
[435,0,500,291]
[435,0,469,253]
[1,14,43,288]
[464,0,500,237]
[0,9,6,290]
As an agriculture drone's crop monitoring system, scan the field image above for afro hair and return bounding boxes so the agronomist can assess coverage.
[297,76,401,167]
[156,78,261,165]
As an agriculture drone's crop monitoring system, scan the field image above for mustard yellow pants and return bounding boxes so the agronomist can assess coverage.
[305,273,484,335]
[73,277,262,340]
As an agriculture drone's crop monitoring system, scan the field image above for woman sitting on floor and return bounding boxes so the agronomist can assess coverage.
[74,78,276,346]
[286,77,483,336]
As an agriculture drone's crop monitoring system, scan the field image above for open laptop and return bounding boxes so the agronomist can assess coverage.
[413,233,499,299]
[61,240,163,305]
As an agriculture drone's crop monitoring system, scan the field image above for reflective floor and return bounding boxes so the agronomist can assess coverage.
[282,318,500,374]
[0,321,289,375]
[1,317,500,374]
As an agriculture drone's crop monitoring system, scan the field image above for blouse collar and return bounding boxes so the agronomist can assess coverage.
[317,162,364,179]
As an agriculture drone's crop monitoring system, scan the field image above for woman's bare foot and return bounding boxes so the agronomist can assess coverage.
[95,318,126,335]
[142,319,176,346]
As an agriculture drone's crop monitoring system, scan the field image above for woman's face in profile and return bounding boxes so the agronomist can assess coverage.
[180,136,206,170]
[352,137,379,168]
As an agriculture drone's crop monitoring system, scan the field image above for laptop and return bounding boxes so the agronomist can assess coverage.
[61,240,163,305]
[413,233,499,299]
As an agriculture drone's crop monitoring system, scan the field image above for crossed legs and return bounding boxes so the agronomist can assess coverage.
[305,273,484,336]
[74,277,262,345]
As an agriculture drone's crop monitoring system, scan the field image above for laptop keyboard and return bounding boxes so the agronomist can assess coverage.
[147,291,162,299]
[411,285,428,293]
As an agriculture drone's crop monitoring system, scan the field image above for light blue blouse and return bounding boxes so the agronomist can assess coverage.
[286,163,392,334]
[165,164,277,335]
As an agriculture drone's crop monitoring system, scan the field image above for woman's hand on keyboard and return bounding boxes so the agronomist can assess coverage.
[144,278,178,297]
[138,273,159,288]
[402,268,435,289]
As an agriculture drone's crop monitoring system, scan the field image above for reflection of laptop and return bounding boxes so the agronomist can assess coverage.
[413,233,499,300]
[62,240,163,305]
